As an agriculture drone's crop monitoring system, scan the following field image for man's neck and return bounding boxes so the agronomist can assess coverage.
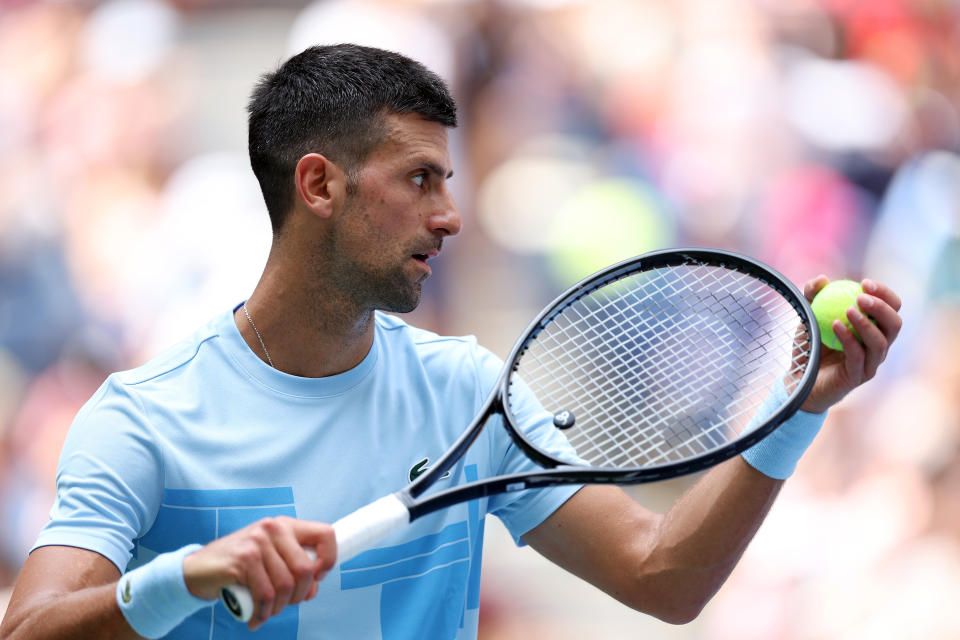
[234,265,377,378]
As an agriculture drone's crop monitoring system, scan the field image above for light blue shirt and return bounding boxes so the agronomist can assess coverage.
[34,307,581,639]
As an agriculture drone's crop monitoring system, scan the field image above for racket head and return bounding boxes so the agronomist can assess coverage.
[500,248,820,482]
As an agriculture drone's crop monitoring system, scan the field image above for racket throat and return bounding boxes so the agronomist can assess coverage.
[407,390,503,499]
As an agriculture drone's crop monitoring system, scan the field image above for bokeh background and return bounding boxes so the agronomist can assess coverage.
[1,0,959,638]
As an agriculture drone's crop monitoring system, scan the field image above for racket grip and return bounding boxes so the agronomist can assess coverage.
[332,493,410,564]
[220,494,409,623]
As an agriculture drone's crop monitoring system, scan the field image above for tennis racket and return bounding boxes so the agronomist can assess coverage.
[221,247,820,622]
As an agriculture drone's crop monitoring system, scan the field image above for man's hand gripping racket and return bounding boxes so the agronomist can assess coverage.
[221,248,821,622]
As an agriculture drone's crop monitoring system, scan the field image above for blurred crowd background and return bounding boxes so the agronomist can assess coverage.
[1,0,959,638]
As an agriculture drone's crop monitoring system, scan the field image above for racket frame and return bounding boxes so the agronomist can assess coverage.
[404,248,820,521]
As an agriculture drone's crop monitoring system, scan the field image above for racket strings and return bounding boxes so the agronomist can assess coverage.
[576,288,800,465]
[509,262,813,470]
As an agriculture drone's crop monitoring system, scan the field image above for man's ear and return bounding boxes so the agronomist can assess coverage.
[294,153,346,219]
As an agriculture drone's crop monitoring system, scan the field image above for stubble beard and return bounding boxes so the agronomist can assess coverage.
[320,244,423,314]
[365,269,422,314]
[323,229,424,316]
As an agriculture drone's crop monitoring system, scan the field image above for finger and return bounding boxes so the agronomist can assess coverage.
[847,306,886,378]
[804,274,830,302]
[833,320,865,379]
[289,520,337,577]
[861,278,902,312]
[314,533,337,578]
[242,559,275,632]
[271,534,316,606]
[291,555,316,605]
[857,293,902,345]
[260,539,296,618]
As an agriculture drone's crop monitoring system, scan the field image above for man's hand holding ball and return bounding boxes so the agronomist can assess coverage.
[799,275,902,414]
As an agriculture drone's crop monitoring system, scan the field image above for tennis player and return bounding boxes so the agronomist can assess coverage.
[0,44,902,640]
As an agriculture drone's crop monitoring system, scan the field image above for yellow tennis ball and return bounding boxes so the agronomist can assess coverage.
[811,279,864,351]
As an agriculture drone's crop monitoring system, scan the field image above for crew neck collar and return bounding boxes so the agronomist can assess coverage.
[219,302,379,398]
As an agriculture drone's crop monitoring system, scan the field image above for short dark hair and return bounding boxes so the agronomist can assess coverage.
[247,44,458,234]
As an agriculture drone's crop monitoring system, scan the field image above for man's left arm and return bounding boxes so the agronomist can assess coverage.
[522,276,902,624]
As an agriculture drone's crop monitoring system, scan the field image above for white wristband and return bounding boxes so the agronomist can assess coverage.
[741,408,827,479]
[116,544,212,638]
[740,379,827,479]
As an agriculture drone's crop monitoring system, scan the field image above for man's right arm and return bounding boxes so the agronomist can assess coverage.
[0,545,134,640]
[0,517,337,639]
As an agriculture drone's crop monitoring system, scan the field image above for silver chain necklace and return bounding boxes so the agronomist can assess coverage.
[242,303,275,368]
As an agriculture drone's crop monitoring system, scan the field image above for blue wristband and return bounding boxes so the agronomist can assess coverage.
[740,381,828,480]
[116,544,212,638]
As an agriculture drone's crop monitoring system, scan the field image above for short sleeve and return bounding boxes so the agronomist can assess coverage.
[32,376,164,572]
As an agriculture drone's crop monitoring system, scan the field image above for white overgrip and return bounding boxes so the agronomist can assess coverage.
[333,493,410,564]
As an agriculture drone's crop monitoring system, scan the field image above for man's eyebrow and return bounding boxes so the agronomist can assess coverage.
[423,161,454,180]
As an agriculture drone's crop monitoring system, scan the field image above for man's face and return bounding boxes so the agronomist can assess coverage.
[325,112,461,313]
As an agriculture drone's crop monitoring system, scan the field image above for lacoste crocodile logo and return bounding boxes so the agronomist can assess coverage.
[121,579,132,604]
[409,457,451,482]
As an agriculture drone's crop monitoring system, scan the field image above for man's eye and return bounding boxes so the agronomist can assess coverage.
[411,174,426,188]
